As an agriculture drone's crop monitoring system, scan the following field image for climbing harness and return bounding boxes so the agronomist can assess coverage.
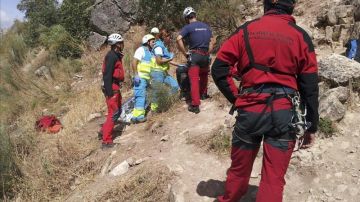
[229,23,312,148]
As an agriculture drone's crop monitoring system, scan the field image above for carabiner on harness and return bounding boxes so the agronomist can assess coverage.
[289,93,312,140]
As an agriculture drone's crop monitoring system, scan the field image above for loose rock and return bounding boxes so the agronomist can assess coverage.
[109,160,130,176]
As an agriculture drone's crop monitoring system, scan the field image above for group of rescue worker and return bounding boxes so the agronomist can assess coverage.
[100,6,214,139]
[100,0,319,201]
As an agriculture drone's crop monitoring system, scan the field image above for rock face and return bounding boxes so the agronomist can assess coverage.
[325,5,354,27]
[354,0,360,22]
[87,32,107,50]
[319,87,349,121]
[314,2,358,45]
[318,54,360,89]
[351,22,360,38]
[90,0,139,35]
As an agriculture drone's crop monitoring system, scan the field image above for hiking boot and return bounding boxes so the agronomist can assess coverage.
[188,105,200,114]
[101,142,116,150]
[200,93,210,100]
[130,115,147,124]
[136,115,147,123]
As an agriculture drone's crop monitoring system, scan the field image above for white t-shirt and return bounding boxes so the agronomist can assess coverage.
[153,46,163,57]
[133,47,145,61]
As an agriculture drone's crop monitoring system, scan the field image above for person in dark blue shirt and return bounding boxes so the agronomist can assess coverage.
[176,7,214,114]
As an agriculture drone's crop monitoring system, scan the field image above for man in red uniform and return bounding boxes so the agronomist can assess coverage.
[211,0,319,201]
[101,33,125,148]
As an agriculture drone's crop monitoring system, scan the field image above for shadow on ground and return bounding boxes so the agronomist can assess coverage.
[196,179,258,202]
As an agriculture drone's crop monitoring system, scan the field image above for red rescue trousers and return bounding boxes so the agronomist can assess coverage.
[101,93,121,144]
[218,141,295,202]
[188,66,208,106]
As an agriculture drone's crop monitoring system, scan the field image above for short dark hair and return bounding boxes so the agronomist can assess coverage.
[186,12,196,20]
[159,29,169,39]
[263,0,296,15]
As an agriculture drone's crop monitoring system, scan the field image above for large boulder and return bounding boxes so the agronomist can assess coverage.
[87,32,107,50]
[319,87,349,121]
[326,9,338,26]
[318,54,360,90]
[90,0,139,35]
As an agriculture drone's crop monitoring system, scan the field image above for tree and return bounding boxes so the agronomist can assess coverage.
[59,0,95,40]
[17,0,59,27]
[17,0,59,46]
[138,0,201,30]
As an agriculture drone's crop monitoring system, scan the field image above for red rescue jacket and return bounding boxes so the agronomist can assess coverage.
[211,10,319,132]
[102,50,125,97]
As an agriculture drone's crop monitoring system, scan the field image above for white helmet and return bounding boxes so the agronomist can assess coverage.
[150,27,160,34]
[142,34,155,44]
[107,33,124,45]
[183,7,196,19]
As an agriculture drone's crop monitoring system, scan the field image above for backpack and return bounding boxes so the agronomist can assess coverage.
[35,115,62,133]
[346,39,360,62]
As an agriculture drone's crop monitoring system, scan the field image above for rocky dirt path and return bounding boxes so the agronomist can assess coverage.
[284,111,360,202]
[64,95,360,202]
[64,98,235,202]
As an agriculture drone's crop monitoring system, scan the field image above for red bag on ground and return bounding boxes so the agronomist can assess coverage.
[35,115,62,133]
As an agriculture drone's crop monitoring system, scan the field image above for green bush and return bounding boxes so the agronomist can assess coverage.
[39,25,83,58]
[186,126,231,156]
[196,0,245,52]
[319,117,336,137]
[208,128,231,155]
[149,82,177,113]
[57,57,83,75]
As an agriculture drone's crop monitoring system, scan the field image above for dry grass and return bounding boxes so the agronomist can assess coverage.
[98,162,173,202]
[11,83,104,200]
[21,48,50,72]
[187,126,232,156]
[2,24,179,201]
[5,47,109,200]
